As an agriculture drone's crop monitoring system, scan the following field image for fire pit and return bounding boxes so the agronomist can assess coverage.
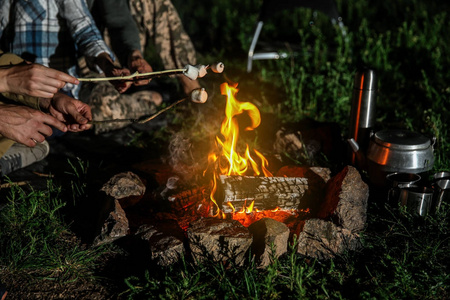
[92,82,369,267]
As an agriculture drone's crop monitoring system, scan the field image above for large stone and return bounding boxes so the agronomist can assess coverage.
[92,199,129,247]
[248,218,289,267]
[297,218,361,259]
[100,172,146,208]
[187,218,253,265]
[318,165,369,232]
[136,220,185,266]
[295,166,368,259]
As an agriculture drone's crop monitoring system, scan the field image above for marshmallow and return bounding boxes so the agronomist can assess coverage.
[190,88,208,103]
[196,65,208,78]
[183,64,199,80]
[211,62,224,73]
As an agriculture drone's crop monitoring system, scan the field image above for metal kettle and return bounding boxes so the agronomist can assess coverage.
[349,129,436,187]
[347,68,435,187]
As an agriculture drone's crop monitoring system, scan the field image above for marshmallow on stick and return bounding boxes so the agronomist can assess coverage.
[77,63,224,82]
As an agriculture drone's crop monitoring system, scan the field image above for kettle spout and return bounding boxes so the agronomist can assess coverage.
[347,138,360,153]
[347,138,367,170]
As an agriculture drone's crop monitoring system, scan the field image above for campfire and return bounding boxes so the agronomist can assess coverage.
[95,81,369,267]
[202,82,311,227]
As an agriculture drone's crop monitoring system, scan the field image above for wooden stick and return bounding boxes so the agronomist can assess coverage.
[88,97,187,125]
[77,68,186,82]
[0,181,29,188]
[136,98,186,124]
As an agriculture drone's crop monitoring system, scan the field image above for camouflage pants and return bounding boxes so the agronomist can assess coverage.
[129,0,197,69]
[79,80,162,134]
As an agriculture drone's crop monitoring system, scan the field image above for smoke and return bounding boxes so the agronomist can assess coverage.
[163,90,224,184]
[162,130,210,185]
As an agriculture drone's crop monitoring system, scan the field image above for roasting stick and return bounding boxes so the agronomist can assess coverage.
[77,68,186,82]
[87,88,208,125]
[77,62,224,82]
[83,62,222,124]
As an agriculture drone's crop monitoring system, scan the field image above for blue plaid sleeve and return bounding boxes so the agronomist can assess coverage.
[56,0,114,62]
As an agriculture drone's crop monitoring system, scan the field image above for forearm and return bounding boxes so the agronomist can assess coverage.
[94,52,119,75]
[58,0,114,69]
[97,0,142,67]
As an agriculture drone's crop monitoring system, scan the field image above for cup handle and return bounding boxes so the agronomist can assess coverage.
[388,187,399,203]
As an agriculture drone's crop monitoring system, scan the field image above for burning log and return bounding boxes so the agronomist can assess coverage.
[167,186,209,211]
[218,175,309,213]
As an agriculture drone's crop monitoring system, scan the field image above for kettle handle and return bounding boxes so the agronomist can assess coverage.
[431,136,437,147]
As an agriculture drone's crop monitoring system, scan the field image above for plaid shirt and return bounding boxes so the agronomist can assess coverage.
[0,0,113,95]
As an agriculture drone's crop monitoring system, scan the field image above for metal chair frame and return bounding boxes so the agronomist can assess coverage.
[247,0,346,72]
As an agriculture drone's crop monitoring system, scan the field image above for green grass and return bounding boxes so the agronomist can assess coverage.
[0,179,104,282]
[119,203,450,299]
[1,0,449,298]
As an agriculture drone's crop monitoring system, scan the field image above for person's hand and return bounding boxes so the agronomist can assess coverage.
[0,62,79,98]
[0,104,68,147]
[39,93,92,132]
[95,52,132,93]
[106,66,133,93]
[128,50,153,86]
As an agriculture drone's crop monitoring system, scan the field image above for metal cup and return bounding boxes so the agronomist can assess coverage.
[398,186,434,217]
[432,179,450,213]
[433,171,450,181]
[386,172,422,203]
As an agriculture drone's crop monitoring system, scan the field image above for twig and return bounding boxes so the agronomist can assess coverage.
[88,97,187,125]
[137,98,186,123]
[32,172,54,178]
[0,181,29,188]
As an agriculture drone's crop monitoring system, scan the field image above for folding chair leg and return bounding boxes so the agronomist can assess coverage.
[247,21,264,73]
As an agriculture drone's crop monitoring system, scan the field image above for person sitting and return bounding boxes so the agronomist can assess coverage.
[80,0,201,134]
[0,50,92,177]
[0,0,152,135]
[128,0,201,94]
[78,0,163,133]
[0,0,131,97]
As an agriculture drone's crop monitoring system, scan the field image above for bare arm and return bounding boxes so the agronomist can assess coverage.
[0,104,68,147]
[0,62,79,98]
[39,93,92,132]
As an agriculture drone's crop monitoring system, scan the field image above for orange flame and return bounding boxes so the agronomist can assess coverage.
[207,82,273,216]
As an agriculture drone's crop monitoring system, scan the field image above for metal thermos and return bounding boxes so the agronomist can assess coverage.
[348,68,377,167]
